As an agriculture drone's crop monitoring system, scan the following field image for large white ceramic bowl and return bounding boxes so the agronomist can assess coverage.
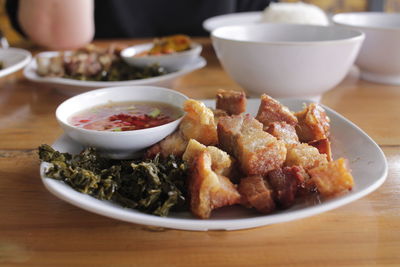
[333,12,400,85]
[211,23,364,100]
[56,86,188,159]
[121,42,202,70]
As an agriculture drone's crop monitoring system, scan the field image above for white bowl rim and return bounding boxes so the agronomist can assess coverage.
[121,42,202,59]
[56,85,188,136]
[333,12,400,32]
[211,23,365,46]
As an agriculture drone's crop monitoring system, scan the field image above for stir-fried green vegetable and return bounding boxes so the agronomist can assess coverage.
[64,60,167,82]
[38,144,188,216]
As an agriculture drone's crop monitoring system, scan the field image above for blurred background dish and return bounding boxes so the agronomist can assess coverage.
[211,23,364,101]
[121,42,202,70]
[333,12,400,85]
[0,47,31,78]
[23,51,206,96]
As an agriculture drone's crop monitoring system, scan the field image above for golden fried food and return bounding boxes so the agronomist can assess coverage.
[308,138,333,161]
[285,143,328,170]
[183,139,233,176]
[216,89,247,115]
[265,121,299,145]
[308,158,354,197]
[218,114,287,176]
[295,103,330,142]
[180,99,218,146]
[238,175,276,214]
[256,94,298,129]
[188,151,241,219]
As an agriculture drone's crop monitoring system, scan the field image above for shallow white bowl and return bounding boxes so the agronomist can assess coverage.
[0,48,32,78]
[121,42,202,70]
[333,12,400,85]
[211,23,364,100]
[56,86,188,159]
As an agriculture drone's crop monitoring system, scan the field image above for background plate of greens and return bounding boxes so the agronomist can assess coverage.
[24,52,206,96]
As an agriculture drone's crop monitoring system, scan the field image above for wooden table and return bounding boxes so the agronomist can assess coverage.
[0,38,399,266]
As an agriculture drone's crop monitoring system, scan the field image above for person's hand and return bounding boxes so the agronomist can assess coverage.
[18,0,94,49]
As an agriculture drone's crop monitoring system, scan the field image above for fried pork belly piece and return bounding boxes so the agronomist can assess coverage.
[216,89,247,115]
[308,158,354,197]
[188,151,241,219]
[265,121,299,145]
[285,143,328,170]
[144,131,188,158]
[308,138,333,161]
[146,99,218,158]
[212,109,228,119]
[256,94,298,129]
[238,175,276,214]
[183,139,233,176]
[267,166,304,208]
[295,103,330,142]
[179,99,218,146]
[218,114,287,176]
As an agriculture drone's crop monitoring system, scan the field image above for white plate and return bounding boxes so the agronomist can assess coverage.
[203,11,263,32]
[121,42,202,69]
[0,48,32,78]
[40,99,388,231]
[23,52,206,96]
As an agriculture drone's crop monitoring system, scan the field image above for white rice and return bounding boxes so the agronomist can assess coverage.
[261,2,329,26]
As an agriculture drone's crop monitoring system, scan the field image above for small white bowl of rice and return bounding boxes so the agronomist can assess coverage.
[261,2,330,26]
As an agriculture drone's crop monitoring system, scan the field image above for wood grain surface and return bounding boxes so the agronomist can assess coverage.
[0,38,399,266]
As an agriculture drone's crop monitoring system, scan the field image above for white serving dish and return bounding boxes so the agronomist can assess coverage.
[0,48,32,78]
[121,42,202,70]
[23,52,206,95]
[41,98,388,231]
[333,12,400,85]
[211,24,364,100]
[56,86,188,159]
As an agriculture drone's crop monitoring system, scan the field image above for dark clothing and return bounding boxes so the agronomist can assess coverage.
[6,0,271,38]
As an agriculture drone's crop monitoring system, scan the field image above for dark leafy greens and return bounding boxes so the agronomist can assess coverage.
[38,144,188,216]
[64,60,168,82]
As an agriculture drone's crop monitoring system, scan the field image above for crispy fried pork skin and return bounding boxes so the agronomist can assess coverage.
[238,175,276,214]
[308,138,333,161]
[266,121,299,145]
[308,158,354,197]
[183,139,233,176]
[188,151,241,219]
[145,131,188,158]
[285,143,328,170]
[267,166,304,208]
[212,109,229,125]
[179,99,218,146]
[216,89,247,115]
[256,94,298,129]
[146,99,218,158]
[218,114,287,176]
[295,103,330,142]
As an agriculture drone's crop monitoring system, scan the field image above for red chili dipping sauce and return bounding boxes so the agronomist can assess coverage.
[69,101,183,131]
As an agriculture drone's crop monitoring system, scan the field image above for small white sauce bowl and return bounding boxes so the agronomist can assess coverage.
[56,86,188,159]
[333,12,400,85]
[121,42,202,70]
